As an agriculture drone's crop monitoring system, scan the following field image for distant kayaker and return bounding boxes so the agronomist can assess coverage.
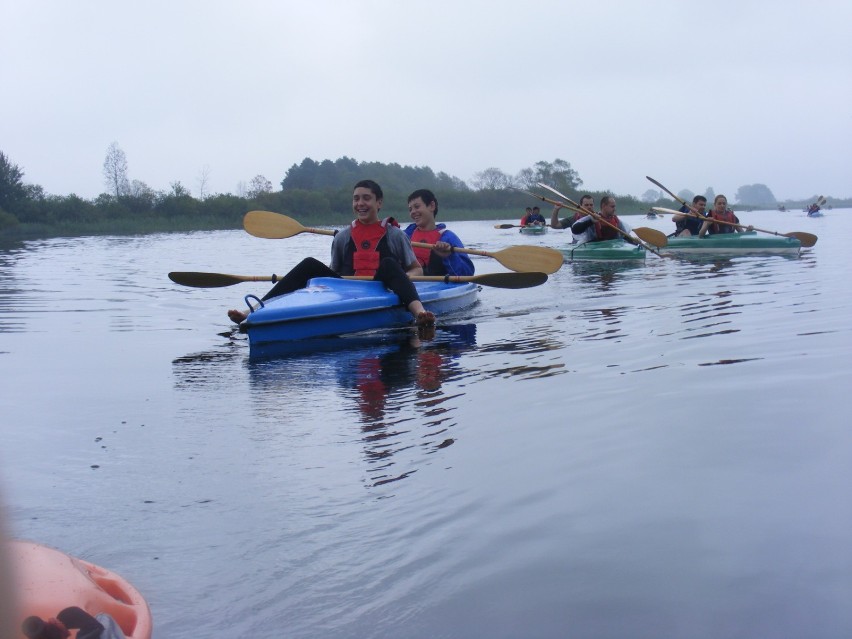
[570,196,633,244]
[698,195,753,236]
[404,189,474,277]
[227,179,436,329]
[671,195,708,237]
[521,206,546,226]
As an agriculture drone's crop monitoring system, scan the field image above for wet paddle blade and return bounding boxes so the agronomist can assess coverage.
[471,272,548,289]
[785,232,818,247]
[243,210,307,238]
[633,227,668,247]
[492,246,565,274]
[169,272,272,287]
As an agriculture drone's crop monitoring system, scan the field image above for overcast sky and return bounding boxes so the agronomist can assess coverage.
[3,0,850,202]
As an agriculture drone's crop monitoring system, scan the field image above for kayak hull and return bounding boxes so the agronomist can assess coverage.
[243,277,479,349]
[562,239,646,262]
[660,231,801,257]
[8,540,152,639]
[519,225,547,235]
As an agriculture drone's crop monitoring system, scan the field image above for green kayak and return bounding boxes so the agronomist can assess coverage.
[519,225,548,235]
[561,239,646,262]
[660,231,801,257]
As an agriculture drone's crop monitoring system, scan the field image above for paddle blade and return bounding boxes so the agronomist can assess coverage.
[243,210,307,239]
[633,227,668,248]
[474,272,548,289]
[168,272,274,287]
[494,223,517,229]
[785,232,818,247]
[492,245,564,274]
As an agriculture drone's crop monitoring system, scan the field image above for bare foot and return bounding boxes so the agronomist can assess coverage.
[415,311,436,340]
[415,310,435,326]
[227,309,247,323]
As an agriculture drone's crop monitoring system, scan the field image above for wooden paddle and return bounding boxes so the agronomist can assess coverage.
[646,176,817,247]
[168,271,548,289]
[535,183,666,256]
[244,210,564,274]
[510,187,667,248]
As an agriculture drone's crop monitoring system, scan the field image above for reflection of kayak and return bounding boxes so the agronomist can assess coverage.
[519,225,547,235]
[8,540,152,639]
[243,277,478,349]
[660,231,801,257]
[561,239,646,262]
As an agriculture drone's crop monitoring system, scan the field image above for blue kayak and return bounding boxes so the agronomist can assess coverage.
[242,277,478,349]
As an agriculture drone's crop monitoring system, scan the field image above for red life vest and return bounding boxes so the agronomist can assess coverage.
[710,209,737,234]
[595,215,622,240]
[410,228,444,268]
[350,219,389,276]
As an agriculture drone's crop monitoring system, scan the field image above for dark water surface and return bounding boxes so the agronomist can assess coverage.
[2,211,850,638]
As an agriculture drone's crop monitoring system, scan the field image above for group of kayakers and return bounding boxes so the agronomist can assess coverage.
[226,181,766,334]
[227,180,474,337]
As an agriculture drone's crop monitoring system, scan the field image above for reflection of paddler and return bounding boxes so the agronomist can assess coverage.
[347,325,478,419]
[417,350,443,392]
[355,356,389,420]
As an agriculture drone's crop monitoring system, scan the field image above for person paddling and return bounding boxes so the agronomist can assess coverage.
[671,194,708,237]
[698,194,753,236]
[403,189,474,277]
[570,195,633,244]
[227,179,435,329]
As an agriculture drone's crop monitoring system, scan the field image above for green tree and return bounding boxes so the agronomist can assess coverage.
[472,167,513,190]
[641,189,660,203]
[735,184,776,205]
[0,150,27,213]
[532,159,583,194]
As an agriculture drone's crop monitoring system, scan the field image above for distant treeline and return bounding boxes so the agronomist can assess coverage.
[1,150,847,240]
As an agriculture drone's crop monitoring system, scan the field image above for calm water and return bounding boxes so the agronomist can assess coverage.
[1,211,850,638]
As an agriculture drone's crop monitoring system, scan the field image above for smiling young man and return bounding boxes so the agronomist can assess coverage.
[228,179,435,327]
[403,189,474,276]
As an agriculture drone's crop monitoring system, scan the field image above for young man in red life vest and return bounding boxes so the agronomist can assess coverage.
[403,189,474,276]
[570,195,634,244]
[698,194,753,236]
[551,194,595,238]
[227,179,435,327]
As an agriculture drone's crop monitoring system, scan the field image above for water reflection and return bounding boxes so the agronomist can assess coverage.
[569,260,645,292]
[246,325,478,487]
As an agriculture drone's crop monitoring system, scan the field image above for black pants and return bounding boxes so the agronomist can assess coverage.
[262,257,420,308]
